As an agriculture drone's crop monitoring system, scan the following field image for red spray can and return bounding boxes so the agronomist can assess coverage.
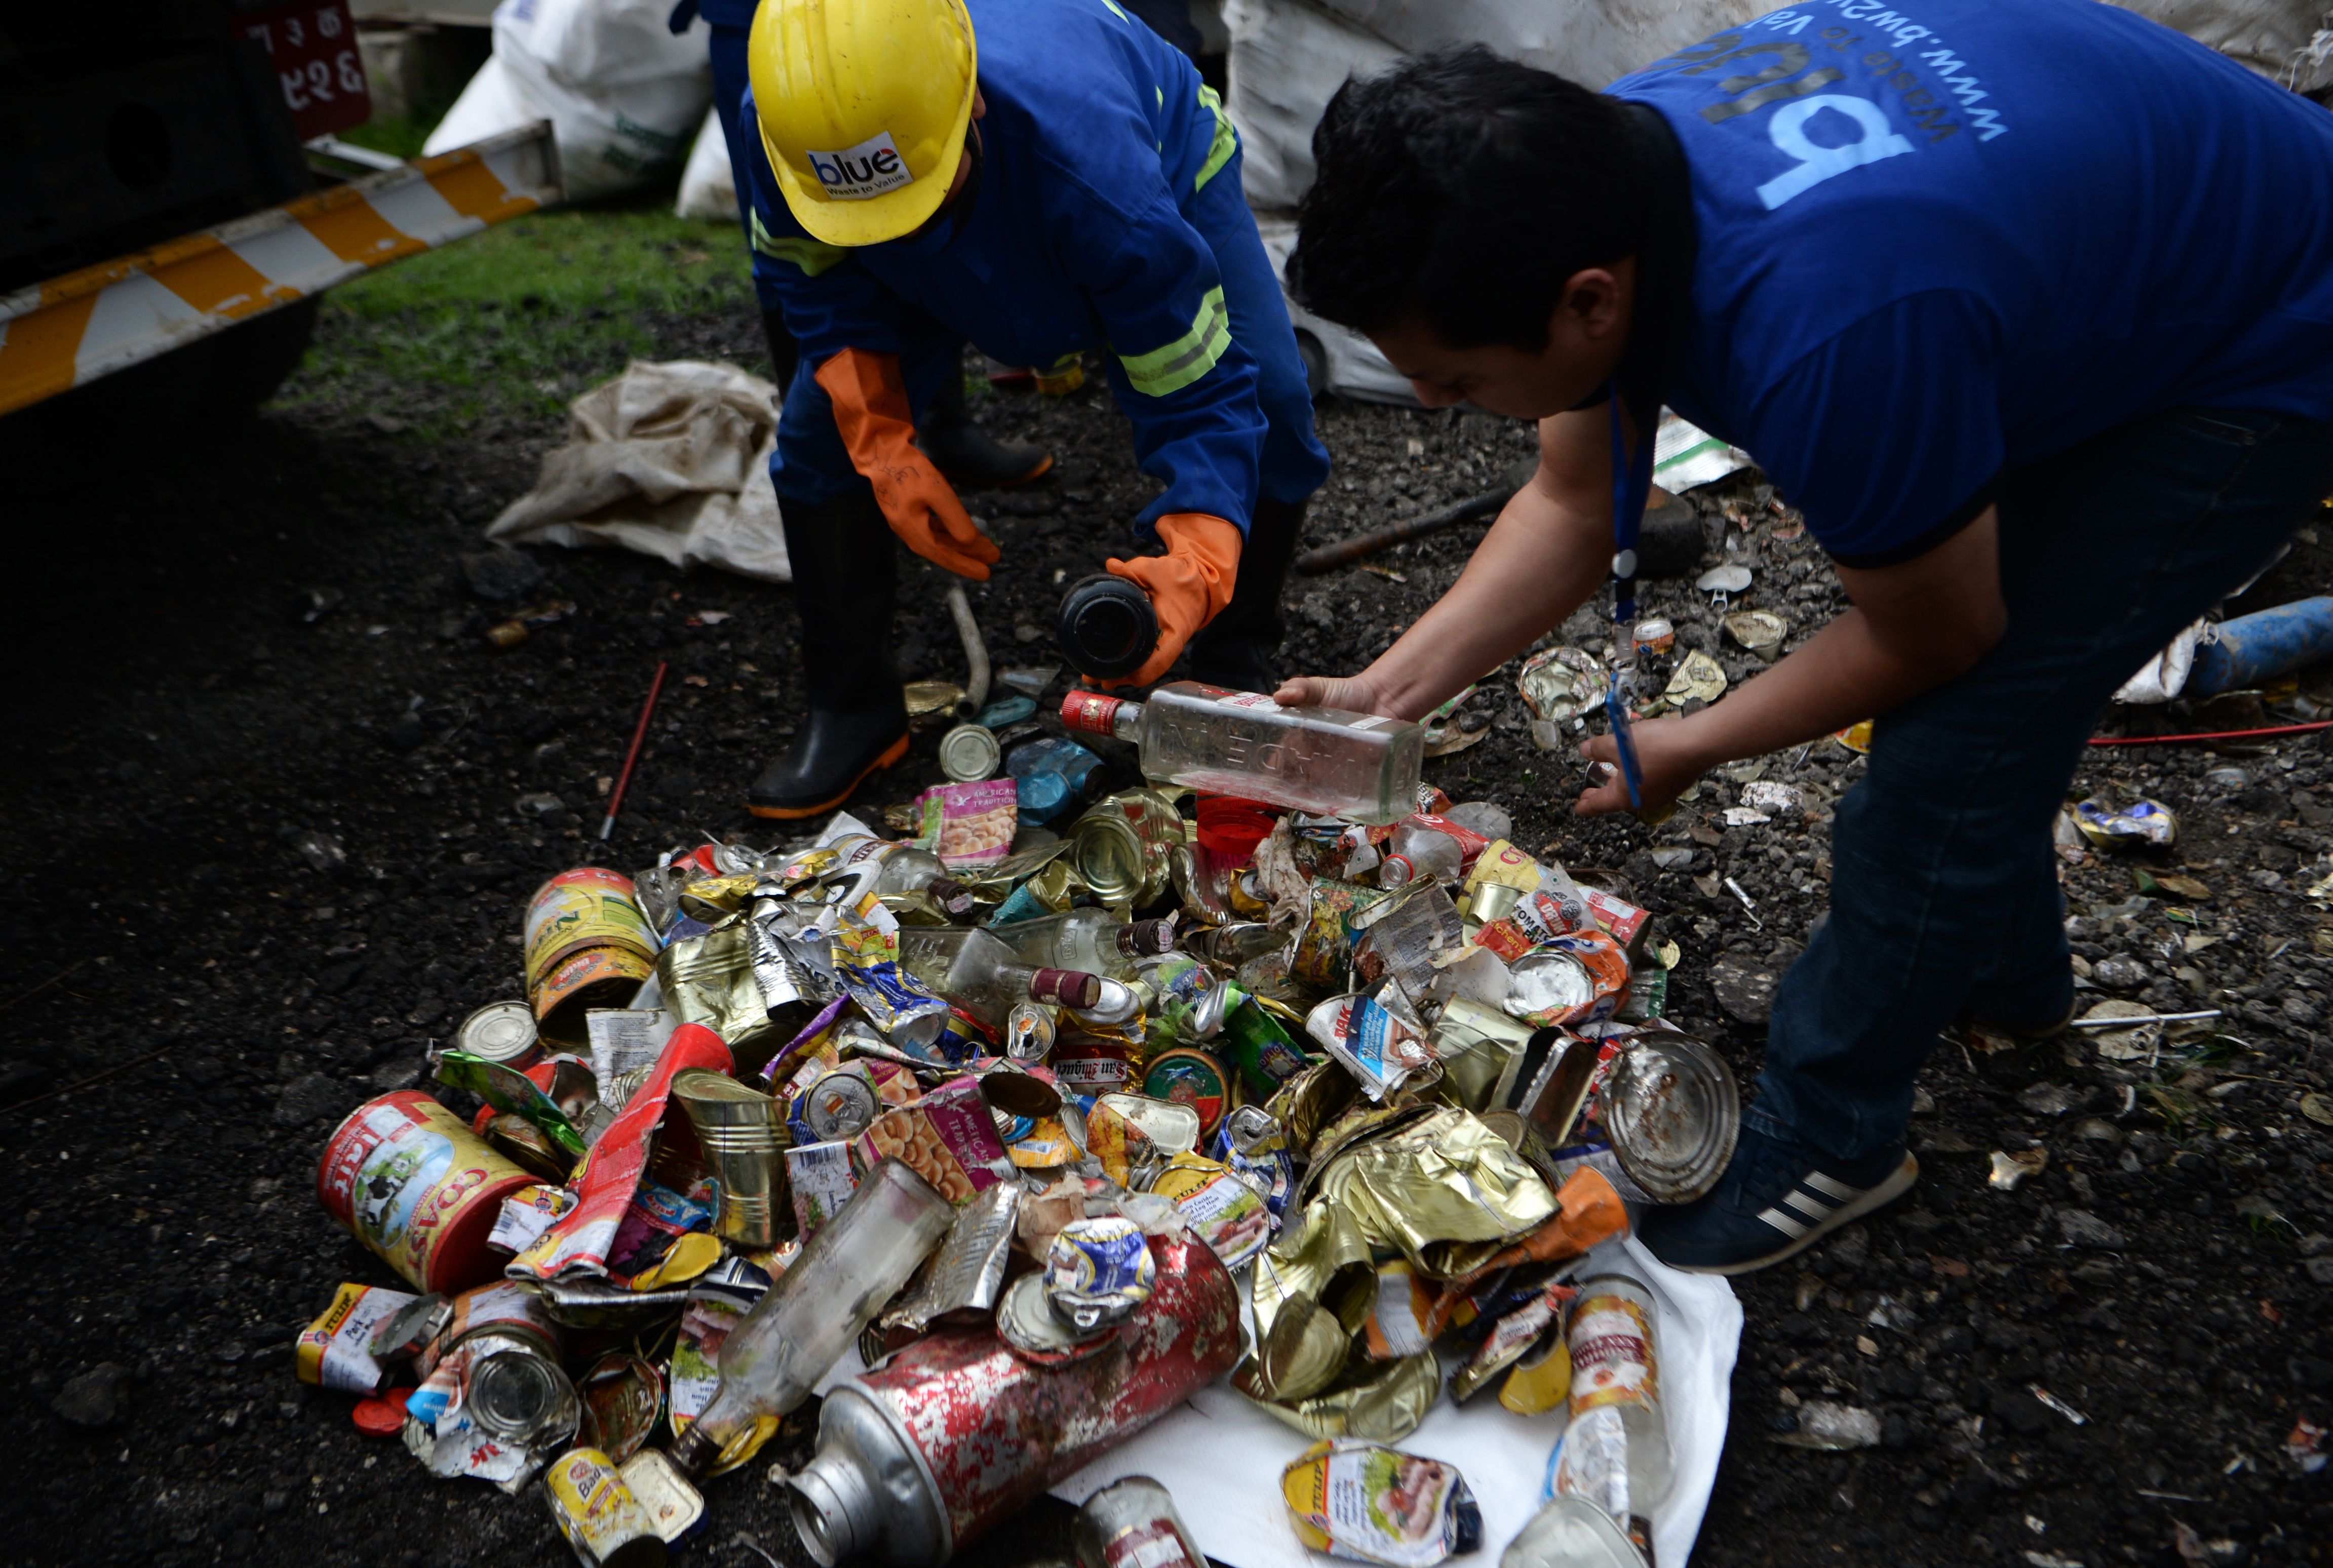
[786,1232,1239,1567]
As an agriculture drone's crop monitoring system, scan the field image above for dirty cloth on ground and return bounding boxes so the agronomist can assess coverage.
[487,359,791,583]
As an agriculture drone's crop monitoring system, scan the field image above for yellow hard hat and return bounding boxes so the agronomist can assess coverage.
[748,0,978,247]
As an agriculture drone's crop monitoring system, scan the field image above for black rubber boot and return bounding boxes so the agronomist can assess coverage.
[916,365,1053,487]
[1188,495,1305,694]
[749,489,910,819]
[760,307,800,396]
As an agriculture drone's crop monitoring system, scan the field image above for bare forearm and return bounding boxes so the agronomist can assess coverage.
[1357,492,1608,720]
[1670,607,1971,769]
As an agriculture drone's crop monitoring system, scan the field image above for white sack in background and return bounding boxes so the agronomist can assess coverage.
[487,360,791,583]
[1224,0,1401,212]
[1052,1236,1743,1568]
[675,104,737,221]
[2113,1,2333,90]
[424,0,712,203]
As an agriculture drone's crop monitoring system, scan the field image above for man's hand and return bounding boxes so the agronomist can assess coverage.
[1270,672,1396,716]
[1573,714,1707,817]
[1100,514,1240,689]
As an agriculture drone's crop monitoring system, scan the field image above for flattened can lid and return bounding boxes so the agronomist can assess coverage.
[1068,810,1147,905]
[803,1071,880,1144]
[998,1272,1112,1362]
[939,724,1002,783]
[456,1000,542,1067]
[618,1449,706,1544]
[1599,1031,1740,1205]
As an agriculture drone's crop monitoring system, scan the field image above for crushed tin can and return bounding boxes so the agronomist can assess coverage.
[577,1351,667,1462]
[882,1179,1022,1334]
[1304,993,1435,1101]
[524,867,660,1044]
[617,1449,705,1545]
[1141,1046,1231,1141]
[456,999,545,1069]
[2075,795,2178,849]
[1149,1151,1273,1270]
[297,1282,417,1395]
[1004,1000,1057,1064]
[468,1341,582,1451]
[804,1067,883,1142]
[1071,1477,1208,1568]
[669,1067,791,1250]
[542,1446,669,1568]
[1722,608,1788,662]
[1281,1439,1482,1568]
[1044,1215,1157,1332]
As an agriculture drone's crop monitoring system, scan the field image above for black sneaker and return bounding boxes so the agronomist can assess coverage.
[1636,1120,1918,1276]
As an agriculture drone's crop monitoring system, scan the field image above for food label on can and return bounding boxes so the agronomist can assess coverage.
[524,868,657,989]
[1580,886,1647,947]
[1052,1038,1133,1093]
[296,1281,414,1394]
[668,1274,767,1436]
[1569,1291,1659,1417]
[1150,1154,1272,1269]
[319,1092,533,1292]
[546,1447,652,1561]
[1102,1519,1205,1568]
[1281,1440,1481,1568]
[489,1184,578,1256]
[1304,995,1433,1101]
[1547,1402,1633,1524]
[854,1077,1007,1205]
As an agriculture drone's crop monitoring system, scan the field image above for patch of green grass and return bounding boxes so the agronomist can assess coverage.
[337,111,445,162]
[280,199,749,436]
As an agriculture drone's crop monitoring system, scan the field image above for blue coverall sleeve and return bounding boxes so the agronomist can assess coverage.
[1066,183,1269,540]
[741,109,903,365]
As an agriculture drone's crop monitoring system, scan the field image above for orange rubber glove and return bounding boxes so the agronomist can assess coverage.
[815,346,1001,581]
[1101,513,1242,688]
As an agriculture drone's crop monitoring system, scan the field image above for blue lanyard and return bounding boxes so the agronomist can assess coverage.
[1604,380,1655,809]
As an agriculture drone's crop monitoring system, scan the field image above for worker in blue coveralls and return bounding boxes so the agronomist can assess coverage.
[666,0,1049,488]
[1276,0,2333,1273]
[735,0,1330,819]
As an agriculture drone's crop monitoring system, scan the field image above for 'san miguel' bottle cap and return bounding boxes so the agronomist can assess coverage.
[1057,574,1157,679]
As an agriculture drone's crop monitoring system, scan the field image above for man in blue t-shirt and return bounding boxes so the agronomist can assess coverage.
[1278,0,2333,1274]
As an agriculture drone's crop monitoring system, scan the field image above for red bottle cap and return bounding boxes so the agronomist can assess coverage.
[1029,968,1103,1009]
[1060,690,1125,737]
[352,1387,411,1436]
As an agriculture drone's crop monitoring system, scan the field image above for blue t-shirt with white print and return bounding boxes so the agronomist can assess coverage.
[1610,0,2333,561]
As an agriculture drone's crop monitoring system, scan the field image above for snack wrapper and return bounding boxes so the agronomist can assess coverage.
[852,1076,1009,1204]
[1281,1440,1483,1568]
[296,1281,416,1394]
[514,1023,733,1280]
[1305,993,1435,1100]
[1292,880,1389,989]
[915,779,1019,867]
[835,956,949,1041]
[1474,889,1585,962]
[488,1184,578,1255]
[1465,843,1590,931]
[605,1181,713,1285]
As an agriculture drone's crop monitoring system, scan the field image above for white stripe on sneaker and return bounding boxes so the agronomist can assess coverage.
[1783,1188,1835,1221]
[1805,1170,1860,1201]
[1757,1205,1811,1239]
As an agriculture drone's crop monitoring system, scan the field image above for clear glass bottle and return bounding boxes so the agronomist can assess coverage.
[940,926,1107,1027]
[666,1159,953,1477]
[1556,1275,1673,1529]
[826,834,976,914]
[1061,684,1425,826]
[997,910,1177,977]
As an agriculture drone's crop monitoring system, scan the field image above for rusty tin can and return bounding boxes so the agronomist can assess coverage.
[317,1091,537,1293]
[787,1233,1240,1568]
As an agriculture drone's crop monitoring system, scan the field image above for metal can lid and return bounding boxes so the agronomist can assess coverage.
[939,724,1002,782]
[1068,811,1147,903]
[998,1271,1111,1361]
[1599,1031,1740,1204]
[618,1449,706,1544]
[467,1346,579,1445]
[456,1000,541,1064]
[352,1387,411,1436]
[803,1071,881,1143]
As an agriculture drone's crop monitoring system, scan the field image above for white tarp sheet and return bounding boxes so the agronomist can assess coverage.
[486,359,792,582]
[1053,1236,1742,1568]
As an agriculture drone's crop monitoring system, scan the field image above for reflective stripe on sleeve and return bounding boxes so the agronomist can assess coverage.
[1118,285,1230,398]
[751,212,847,277]
[1195,85,1237,192]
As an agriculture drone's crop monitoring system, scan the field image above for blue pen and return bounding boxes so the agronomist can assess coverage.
[1604,381,1655,811]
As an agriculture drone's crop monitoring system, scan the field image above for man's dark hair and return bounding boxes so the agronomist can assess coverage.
[1288,46,1643,352]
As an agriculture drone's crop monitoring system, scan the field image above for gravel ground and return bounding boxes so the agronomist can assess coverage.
[4,291,2328,1568]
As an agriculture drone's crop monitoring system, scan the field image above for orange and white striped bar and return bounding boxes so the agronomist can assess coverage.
[0,120,563,419]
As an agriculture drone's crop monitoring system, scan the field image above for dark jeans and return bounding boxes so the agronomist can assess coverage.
[1761,405,2333,1160]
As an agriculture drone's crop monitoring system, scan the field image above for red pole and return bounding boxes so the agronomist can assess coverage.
[2087,720,2333,748]
[600,660,671,841]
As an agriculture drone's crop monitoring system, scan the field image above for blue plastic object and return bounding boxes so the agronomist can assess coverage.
[2186,595,2333,697]
[1005,736,1104,825]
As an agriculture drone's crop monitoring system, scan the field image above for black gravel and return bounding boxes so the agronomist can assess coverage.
[3,293,2328,1568]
